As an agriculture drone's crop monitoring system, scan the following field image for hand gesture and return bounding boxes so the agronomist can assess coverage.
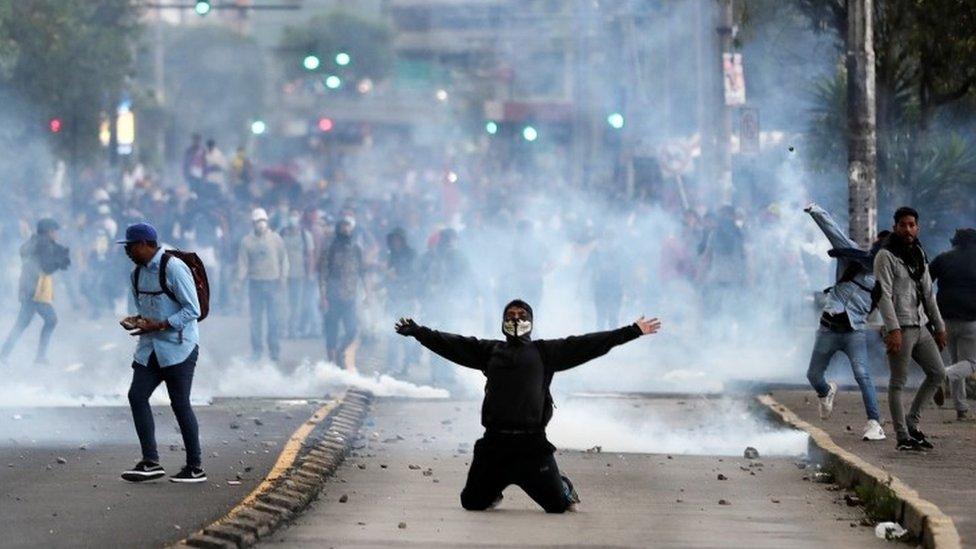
[634,316,661,336]
[395,317,420,337]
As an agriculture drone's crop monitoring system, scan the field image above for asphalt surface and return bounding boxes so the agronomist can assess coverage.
[0,397,326,549]
[263,397,888,548]
[771,389,976,546]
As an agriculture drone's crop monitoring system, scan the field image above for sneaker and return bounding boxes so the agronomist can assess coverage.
[561,475,580,508]
[818,382,838,419]
[895,438,926,452]
[933,386,945,407]
[169,466,207,483]
[958,410,971,421]
[862,419,886,441]
[907,427,934,449]
[121,460,165,482]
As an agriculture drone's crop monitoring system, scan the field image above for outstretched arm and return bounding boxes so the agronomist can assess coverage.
[539,316,661,372]
[395,318,493,371]
[805,203,859,250]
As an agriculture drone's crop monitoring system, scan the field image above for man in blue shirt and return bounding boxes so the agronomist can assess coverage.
[117,223,206,483]
[804,204,886,442]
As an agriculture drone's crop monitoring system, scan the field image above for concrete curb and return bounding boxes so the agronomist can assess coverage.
[757,394,961,549]
[171,388,373,549]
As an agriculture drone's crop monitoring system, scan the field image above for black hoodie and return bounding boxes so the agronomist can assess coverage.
[411,301,641,432]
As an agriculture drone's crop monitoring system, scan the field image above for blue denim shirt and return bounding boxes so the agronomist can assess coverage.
[132,248,201,367]
[808,205,876,331]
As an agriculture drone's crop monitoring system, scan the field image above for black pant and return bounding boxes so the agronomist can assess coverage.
[323,296,358,361]
[127,347,201,468]
[1,300,57,361]
[460,433,572,513]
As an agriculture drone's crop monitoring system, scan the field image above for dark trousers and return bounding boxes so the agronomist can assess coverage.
[460,434,573,513]
[127,347,201,468]
[323,296,357,361]
[1,300,57,361]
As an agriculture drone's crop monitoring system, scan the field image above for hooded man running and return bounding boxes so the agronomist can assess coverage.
[394,299,661,513]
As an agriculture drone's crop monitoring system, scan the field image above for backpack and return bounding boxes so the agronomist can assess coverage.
[132,250,210,322]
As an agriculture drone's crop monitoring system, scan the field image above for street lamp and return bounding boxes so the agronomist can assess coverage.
[335,52,351,66]
[303,55,321,71]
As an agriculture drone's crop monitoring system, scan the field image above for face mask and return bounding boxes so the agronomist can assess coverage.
[289,216,301,227]
[502,319,532,338]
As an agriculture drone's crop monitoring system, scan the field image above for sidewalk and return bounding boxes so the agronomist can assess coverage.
[769,389,975,546]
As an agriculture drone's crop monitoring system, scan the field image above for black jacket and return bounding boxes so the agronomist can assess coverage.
[930,244,976,321]
[412,324,642,431]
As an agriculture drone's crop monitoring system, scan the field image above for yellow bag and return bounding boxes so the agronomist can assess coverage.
[33,274,54,303]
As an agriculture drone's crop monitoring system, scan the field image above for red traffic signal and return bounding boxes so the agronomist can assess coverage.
[49,118,62,133]
[317,117,334,132]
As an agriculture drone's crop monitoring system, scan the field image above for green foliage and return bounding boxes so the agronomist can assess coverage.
[277,10,392,81]
[853,481,899,522]
[0,0,139,165]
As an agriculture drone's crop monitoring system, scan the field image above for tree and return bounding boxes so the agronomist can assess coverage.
[0,1,139,170]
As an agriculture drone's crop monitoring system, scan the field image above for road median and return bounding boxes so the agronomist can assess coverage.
[172,388,373,549]
[757,393,961,549]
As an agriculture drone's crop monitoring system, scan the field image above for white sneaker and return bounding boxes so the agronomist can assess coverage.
[862,419,886,441]
[819,382,837,419]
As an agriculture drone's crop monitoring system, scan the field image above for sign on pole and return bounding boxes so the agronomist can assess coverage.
[739,107,759,154]
[723,53,746,106]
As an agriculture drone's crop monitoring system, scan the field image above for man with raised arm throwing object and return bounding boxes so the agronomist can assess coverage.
[394,299,661,513]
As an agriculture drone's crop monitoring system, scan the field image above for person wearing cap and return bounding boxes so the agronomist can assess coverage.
[0,218,70,365]
[394,300,661,513]
[930,228,976,420]
[117,222,206,483]
[238,208,289,362]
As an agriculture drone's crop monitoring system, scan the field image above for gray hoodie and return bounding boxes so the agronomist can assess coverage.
[873,248,945,334]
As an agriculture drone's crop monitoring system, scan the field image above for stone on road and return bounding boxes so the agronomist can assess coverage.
[264,398,886,548]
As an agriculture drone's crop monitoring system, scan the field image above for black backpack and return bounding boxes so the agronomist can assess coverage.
[132,250,210,322]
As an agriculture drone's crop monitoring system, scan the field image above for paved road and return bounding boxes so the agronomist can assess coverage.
[772,389,976,546]
[0,397,326,549]
[263,397,887,548]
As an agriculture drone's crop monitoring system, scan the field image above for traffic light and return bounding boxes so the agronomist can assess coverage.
[522,126,538,142]
[194,1,211,16]
[335,52,351,66]
[49,118,62,133]
[485,121,498,135]
[324,75,341,89]
[607,112,624,129]
[303,55,321,71]
[317,117,334,132]
[250,120,267,135]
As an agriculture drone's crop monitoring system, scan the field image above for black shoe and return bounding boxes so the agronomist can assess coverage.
[933,386,945,407]
[561,475,580,504]
[122,460,165,482]
[170,466,207,483]
[958,410,971,421]
[895,438,926,452]
[907,427,934,449]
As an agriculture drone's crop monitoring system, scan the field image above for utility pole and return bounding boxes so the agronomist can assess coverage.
[846,0,878,247]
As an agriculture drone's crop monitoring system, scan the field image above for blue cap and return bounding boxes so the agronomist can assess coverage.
[116,222,158,244]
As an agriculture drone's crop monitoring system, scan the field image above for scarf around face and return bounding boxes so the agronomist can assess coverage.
[885,235,926,282]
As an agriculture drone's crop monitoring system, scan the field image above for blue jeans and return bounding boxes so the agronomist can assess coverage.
[249,280,282,359]
[806,328,881,421]
[128,347,201,468]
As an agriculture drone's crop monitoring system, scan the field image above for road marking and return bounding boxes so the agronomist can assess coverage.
[232,395,341,511]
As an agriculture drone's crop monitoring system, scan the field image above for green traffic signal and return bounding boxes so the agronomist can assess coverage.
[194,1,211,16]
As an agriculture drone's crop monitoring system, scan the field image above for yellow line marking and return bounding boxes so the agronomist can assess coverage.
[758,394,961,549]
[231,394,342,513]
